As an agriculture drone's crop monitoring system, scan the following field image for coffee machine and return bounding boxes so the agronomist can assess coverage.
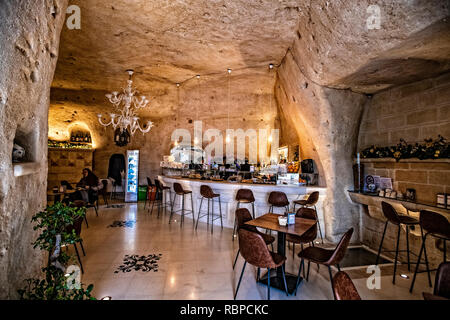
[300,159,318,185]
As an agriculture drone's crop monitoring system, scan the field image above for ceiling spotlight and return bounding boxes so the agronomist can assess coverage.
[196,75,200,79]
[227,68,232,74]
[176,83,180,87]
[269,63,274,69]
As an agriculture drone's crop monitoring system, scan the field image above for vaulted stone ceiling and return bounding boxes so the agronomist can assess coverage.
[52,0,303,92]
[52,0,450,95]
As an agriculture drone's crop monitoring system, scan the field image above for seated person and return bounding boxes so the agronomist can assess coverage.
[74,168,103,204]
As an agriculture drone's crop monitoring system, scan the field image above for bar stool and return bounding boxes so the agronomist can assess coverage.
[410,210,450,293]
[144,177,154,209]
[268,191,289,213]
[293,191,323,244]
[152,179,172,218]
[169,182,195,227]
[232,189,256,241]
[195,185,223,234]
[375,201,420,284]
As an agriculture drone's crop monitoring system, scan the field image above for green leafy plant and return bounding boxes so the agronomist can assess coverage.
[18,202,96,300]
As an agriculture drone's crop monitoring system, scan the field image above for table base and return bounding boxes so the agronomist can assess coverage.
[259,271,302,295]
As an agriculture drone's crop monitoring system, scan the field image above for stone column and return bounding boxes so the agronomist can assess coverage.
[0,0,68,299]
[276,51,367,242]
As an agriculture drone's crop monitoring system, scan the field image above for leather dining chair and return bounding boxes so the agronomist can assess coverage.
[293,191,323,243]
[332,271,361,300]
[422,262,450,300]
[65,215,86,274]
[232,208,275,270]
[286,207,318,260]
[295,228,354,299]
[234,228,288,300]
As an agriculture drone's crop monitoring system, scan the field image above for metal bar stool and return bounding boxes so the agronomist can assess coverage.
[169,182,195,227]
[144,177,154,210]
[195,185,223,234]
[375,201,420,284]
[293,191,323,243]
[410,210,450,293]
[152,179,172,218]
[232,189,256,241]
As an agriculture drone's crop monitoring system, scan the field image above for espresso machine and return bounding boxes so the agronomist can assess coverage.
[300,159,318,185]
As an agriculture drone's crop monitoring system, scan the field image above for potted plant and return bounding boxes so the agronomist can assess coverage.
[18,202,96,300]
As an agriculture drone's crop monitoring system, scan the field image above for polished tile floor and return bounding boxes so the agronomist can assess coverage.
[73,202,433,300]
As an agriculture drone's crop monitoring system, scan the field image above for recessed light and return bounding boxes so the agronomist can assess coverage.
[400,274,409,279]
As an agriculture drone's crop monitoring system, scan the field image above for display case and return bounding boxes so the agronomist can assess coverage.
[125,150,139,202]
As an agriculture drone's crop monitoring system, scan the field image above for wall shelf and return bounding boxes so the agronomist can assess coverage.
[356,158,450,164]
[13,162,41,177]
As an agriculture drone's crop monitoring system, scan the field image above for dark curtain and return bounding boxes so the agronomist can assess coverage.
[108,154,125,186]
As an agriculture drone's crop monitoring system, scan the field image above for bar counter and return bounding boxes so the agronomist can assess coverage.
[159,175,327,229]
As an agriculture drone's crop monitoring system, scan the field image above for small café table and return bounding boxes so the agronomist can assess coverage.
[245,213,316,294]
[47,189,76,202]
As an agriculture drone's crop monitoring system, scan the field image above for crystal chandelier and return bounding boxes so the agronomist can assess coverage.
[98,70,153,143]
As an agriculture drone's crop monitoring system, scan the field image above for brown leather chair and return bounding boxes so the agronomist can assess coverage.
[293,191,323,243]
[233,208,275,269]
[195,185,223,234]
[234,228,288,300]
[169,182,195,227]
[376,201,419,284]
[422,262,450,300]
[232,189,256,241]
[295,228,353,299]
[72,199,89,229]
[332,271,361,300]
[268,191,289,213]
[410,210,450,293]
[65,215,86,274]
[286,208,317,259]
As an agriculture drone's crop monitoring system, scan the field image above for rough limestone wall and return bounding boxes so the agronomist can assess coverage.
[0,0,68,299]
[49,71,279,184]
[276,51,367,242]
